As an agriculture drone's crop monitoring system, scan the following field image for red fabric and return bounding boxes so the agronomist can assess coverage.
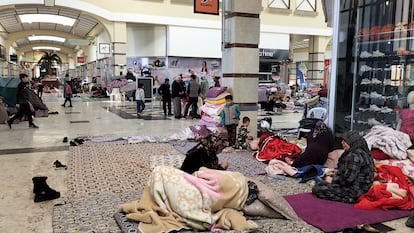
[255,132,302,162]
[371,149,390,160]
[355,165,414,210]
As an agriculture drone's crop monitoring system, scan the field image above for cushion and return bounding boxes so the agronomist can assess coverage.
[408,149,414,163]
[189,125,212,140]
[323,149,344,168]
[205,87,227,99]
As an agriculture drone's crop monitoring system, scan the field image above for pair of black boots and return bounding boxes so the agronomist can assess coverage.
[32,176,60,203]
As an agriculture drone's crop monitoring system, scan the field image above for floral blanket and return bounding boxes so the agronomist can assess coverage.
[119,166,257,233]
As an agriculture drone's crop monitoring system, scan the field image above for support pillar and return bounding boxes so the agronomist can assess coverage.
[111,22,127,77]
[222,0,261,136]
[307,36,330,86]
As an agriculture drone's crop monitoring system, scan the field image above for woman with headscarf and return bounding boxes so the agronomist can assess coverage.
[291,120,333,168]
[312,131,375,203]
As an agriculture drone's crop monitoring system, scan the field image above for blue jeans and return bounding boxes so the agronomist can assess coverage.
[136,100,145,113]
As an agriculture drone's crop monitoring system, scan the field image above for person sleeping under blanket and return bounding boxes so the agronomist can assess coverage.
[118,166,299,233]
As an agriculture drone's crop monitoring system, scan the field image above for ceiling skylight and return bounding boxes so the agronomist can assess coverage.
[28,35,66,43]
[19,14,76,26]
[32,46,61,51]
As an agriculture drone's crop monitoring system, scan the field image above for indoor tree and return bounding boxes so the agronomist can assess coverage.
[37,51,62,77]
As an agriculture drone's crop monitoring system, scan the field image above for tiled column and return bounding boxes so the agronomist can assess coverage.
[222,0,261,136]
[112,22,127,76]
[307,36,330,86]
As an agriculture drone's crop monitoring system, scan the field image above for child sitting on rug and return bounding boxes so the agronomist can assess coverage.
[180,135,229,174]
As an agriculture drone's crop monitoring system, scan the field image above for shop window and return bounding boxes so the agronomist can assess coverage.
[294,0,318,16]
[296,0,316,11]
[268,0,290,10]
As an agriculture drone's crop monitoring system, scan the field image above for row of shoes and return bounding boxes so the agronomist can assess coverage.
[358,105,393,113]
[360,91,398,100]
[63,136,85,146]
[360,49,412,58]
[360,50,385,58]
[360,78,385,85]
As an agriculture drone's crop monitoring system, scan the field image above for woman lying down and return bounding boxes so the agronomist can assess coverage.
[118,166,298,233]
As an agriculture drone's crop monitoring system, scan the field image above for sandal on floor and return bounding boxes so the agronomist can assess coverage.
[53,160,67,170]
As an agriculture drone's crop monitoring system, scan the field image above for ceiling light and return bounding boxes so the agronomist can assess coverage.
[19,14,76,26]
[33,46,61,51]
[28,35,66,43]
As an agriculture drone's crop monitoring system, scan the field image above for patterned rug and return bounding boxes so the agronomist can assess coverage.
[65,143,175,198]
[53,142,325,233]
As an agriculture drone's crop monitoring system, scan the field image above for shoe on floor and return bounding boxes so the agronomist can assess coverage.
[53,160,67,170]
[29,124,39,128]
[69,140,78,146]
[406,212,414,228]
[68,105,72,107]
[62,137,68,143]
[7,119,12,129]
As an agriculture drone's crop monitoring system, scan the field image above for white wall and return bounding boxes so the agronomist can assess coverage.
[127,25,166,57]
[166,26,290,58]
[259,32,289,50]
[167,26,221,58]
[96,32,111,60]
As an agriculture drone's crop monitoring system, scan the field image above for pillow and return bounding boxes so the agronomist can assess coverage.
[205,98,226,105]
[407,149,414,163]
[205,86,227,99]
[246,178,299,220]
[324,149,344,168]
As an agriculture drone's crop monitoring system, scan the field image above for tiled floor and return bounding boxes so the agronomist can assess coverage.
[0,93,411,232]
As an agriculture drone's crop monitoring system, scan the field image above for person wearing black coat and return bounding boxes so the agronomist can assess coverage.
[7,73,39,129]
[158,78,172,116]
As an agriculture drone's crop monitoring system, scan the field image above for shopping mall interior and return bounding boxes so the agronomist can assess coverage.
[0,0,413,232]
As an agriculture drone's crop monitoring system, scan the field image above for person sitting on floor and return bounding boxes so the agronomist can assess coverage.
[312,131,374,203]
[290,120,334,168]
[181,135,229,174]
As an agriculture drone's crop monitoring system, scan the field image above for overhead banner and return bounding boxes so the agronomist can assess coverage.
[194,0,219,15]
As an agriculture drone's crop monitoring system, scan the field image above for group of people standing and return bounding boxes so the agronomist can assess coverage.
[156,73,216,119]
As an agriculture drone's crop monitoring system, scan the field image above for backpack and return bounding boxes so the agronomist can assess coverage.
[65,85,72,95]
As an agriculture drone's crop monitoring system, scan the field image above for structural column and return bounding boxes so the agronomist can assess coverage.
[111,22,127,77]
[222,0,261,136]
[307,36,330,86]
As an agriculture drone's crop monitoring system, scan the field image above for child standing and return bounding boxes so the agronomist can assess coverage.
[61,81,73,107]
[221,95,240,147]
[234,116,252,149]
[136,83,145,117]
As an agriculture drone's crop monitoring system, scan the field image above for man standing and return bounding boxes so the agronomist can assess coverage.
[171,75,185,119]
[184,74,201,119]
[158,78,173,116]
[7,73,39,129]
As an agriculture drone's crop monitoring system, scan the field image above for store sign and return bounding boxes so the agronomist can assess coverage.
[194,0,219,15]
[259,48,289,60]
[77,56,85,63]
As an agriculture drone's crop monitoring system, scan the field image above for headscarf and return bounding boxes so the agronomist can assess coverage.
[342,131,370,154]
[312,120,329,138]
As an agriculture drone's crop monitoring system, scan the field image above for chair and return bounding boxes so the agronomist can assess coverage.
[297,107,327,138]
[306,107,327,120]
